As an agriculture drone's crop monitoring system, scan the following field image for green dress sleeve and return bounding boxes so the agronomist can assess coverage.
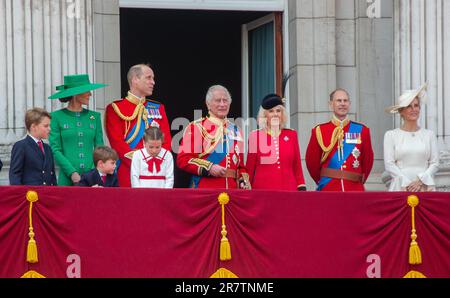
[94,111,104,147]
[49,111,77,177]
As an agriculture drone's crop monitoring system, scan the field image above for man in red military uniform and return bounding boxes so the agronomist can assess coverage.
[105,64,172,187]
[306,88,374,191]
[177,85,250,189]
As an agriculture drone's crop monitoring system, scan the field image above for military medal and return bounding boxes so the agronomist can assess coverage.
[352,148,361,168]
[232,154,238,165]
[234,144,240,154]
[150,121,160,128]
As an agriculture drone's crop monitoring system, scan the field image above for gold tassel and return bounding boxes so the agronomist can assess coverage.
[26,191,39,263]
[21,270,46,278]
[210,268,238,278]
[218,193,232,261]
[404,271,426,278]
[407,195,422,265]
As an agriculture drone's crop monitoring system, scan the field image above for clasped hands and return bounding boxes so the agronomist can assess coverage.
[406,180,427,192]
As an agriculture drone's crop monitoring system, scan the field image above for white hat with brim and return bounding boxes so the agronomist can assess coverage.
[385,82,428,114]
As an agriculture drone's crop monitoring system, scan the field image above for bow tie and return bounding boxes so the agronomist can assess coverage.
[147,156,163,173]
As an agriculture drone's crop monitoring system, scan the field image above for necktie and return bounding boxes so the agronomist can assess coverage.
[37,140,45,154]
[101,175,106,185]
[147,157,162,173]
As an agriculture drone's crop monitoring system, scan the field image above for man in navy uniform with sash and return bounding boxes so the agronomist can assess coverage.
[177,85,251,189]
[306,88,374,191]
[105,64,172,187]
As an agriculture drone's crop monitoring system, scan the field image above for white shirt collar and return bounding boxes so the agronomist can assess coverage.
[28,134,42,144]
[143,147,166,159]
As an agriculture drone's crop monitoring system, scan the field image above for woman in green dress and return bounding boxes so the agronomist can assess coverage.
[48,74,107,186]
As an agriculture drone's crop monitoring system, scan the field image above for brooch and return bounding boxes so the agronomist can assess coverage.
[352,148,361,159]
[90,115,95,120]
[232,154,238,165]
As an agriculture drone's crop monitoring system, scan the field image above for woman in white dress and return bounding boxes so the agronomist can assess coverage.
[383,83,439,191]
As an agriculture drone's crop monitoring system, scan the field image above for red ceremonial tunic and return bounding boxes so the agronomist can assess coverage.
[105,92,172,187]
[176,116,248,189]
[305,118,374,191]
[246,129,306,191]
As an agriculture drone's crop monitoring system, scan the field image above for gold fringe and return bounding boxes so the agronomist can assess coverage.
[218,193,232,261]
[315,125,345,163]
[111,100,149,144]
[210,268,238,278]
[407,195,422,265]
[26,191,39,263]
[404,271,426,278]
[21,270,46,278]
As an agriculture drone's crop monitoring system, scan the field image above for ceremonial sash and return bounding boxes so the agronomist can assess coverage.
[126,102,160,149]
[190,123,238,188]
[116,102,160,172]
[317,122,363,191]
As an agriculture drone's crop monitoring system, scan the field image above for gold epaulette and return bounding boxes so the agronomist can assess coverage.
[124,150,137,160]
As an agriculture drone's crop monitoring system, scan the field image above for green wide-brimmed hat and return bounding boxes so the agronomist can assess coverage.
[48,74,107,99]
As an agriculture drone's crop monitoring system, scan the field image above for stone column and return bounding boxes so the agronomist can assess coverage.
[0,0,95,184]
[349,0,394,190]
[93,0,121,134]
[288,0,337,188]
[394,0,450,190]
[288,0,394,190]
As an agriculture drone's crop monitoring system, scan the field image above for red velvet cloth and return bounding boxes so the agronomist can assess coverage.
[1,186,449,278]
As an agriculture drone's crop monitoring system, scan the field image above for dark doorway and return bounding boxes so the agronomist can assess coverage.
[120,8,269,187]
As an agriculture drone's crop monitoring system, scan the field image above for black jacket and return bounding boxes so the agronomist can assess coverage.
[9,135,57,186]
[78,168,119,187]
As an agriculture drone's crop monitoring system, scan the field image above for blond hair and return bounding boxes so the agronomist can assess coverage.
[257,105,288,130]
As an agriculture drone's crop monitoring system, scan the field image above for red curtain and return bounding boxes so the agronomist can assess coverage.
[1,186,449,278]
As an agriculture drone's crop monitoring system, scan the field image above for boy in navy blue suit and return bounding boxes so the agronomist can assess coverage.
[78,146,119,187]
[9,108,57,186]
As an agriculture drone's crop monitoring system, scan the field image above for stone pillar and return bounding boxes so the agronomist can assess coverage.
[346,0,394,190]
[288,0,394,190]
[0,0,95,184]
[394,0,450,190]
[288,0,337,188]
[93,0,121,134]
